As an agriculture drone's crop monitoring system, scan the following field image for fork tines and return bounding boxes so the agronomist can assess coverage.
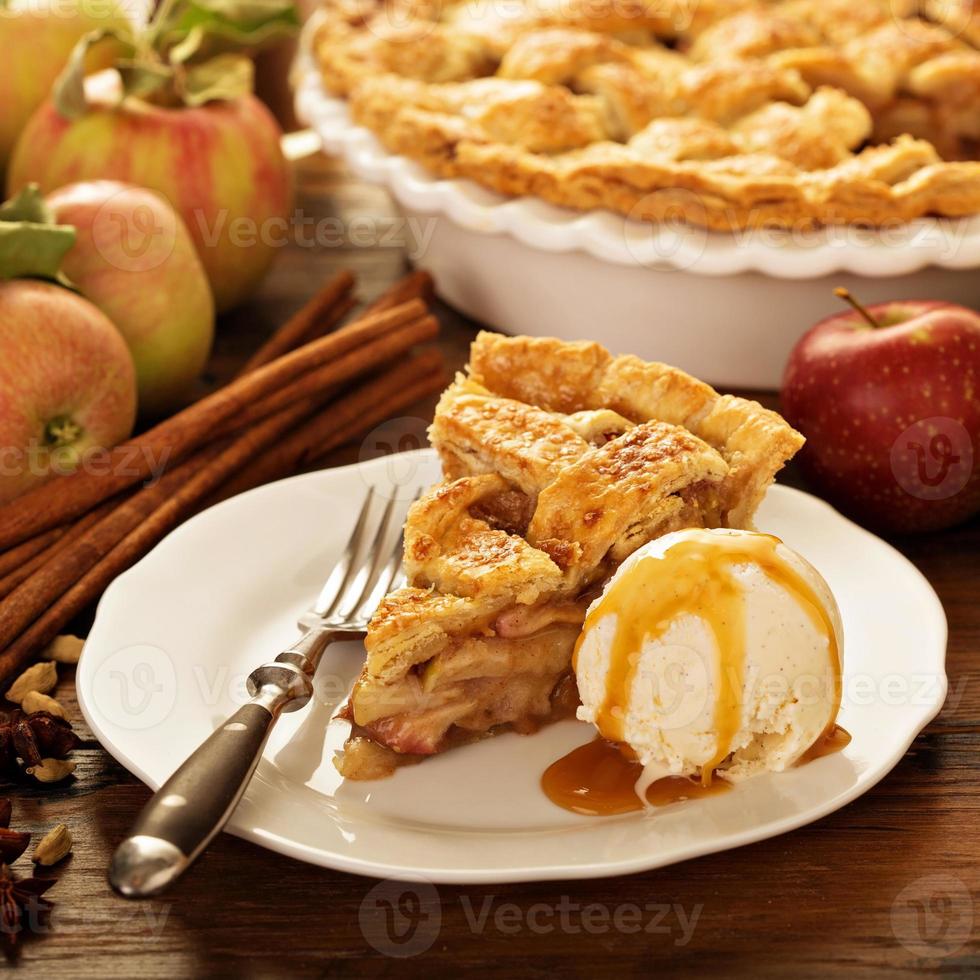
[311,486,423,629]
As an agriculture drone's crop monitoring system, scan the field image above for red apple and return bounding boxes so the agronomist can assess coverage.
[0,0,128,176]
[0,280,136,504]
[46,180,215,418]
[8,69,292,313]
[782,293,980,533]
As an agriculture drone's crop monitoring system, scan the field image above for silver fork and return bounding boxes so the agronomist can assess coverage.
[109,486,415,899]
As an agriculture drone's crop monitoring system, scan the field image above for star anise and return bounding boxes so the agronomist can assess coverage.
[0,711,79,778]
[0,864,54,948]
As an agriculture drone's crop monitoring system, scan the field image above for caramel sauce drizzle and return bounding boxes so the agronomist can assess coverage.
[571,530,842,788]
[795,724,851,764]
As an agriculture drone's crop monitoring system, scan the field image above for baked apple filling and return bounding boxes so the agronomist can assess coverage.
[337,623,582,778]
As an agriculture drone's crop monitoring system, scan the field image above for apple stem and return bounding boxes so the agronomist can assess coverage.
[834,287,879,328]
[44,416,83,449]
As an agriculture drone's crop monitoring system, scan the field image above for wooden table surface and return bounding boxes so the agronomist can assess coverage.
[7,152,978,977]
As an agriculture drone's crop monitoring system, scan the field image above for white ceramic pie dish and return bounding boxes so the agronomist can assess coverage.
[78,451,948,884]
[294,45,980,390]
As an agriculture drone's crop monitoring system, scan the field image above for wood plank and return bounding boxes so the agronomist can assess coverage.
[2,151,977,976]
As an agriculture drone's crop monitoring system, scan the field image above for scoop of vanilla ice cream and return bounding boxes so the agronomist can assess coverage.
[574,528,843,783]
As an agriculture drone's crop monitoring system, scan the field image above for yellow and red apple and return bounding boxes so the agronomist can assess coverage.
[47,180,215,418]
[0,0,128,176]
[9,69,293,312]
[0,279,137,504]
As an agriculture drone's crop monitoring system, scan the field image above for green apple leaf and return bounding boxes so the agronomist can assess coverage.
[51,0,296,114]
[53,26,137,120]
[0,185,55,226]
[0,187,77,285]
[185,0,297,21]
[116,59,177,102]
[180,53,255,106]
[159,0,299,65]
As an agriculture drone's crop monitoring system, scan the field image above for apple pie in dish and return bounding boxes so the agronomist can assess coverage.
[336,333,804,778]
[313,0,980,231]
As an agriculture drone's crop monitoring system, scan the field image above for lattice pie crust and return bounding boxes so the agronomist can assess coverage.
[315,0,980,230]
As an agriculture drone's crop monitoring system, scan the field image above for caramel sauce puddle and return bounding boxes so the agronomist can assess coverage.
[545,531,845,816]
[542,737,731,816]
[543,727,850,817]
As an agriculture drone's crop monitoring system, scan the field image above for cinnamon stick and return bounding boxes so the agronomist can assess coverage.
[0,352,445,684]
[0,497,119,601]
[359,270,434,318]
[222,270,432,432]
[0,442,213,652]
[218,270,435,433]
[0,397,311,658]
[236,269,357,376]
[237,270,431,382]
[215,349,445,499]
[216,314,438,434]
[0,299,430,551]
[0,525,66,579]
[305,353,444,466]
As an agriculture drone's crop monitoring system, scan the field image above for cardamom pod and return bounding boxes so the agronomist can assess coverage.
[5,661,58,704]
[21,691,67,719]
[32,823,72,866]
[42,635,84,665]
[26,758,76,783]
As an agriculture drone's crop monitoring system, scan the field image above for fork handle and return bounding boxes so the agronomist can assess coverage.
[109,663,312,898]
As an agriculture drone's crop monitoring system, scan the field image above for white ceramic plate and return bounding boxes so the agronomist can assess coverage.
[78,451,948,884]
[295,30,980,389]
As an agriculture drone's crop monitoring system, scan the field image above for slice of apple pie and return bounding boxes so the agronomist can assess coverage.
[336,333,804,779]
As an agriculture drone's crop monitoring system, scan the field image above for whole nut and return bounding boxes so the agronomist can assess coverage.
[26,758,76,783]
[33,823,72,866]
[42,635,84,665]
[5,662,58,704]
[21,691,67,719]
